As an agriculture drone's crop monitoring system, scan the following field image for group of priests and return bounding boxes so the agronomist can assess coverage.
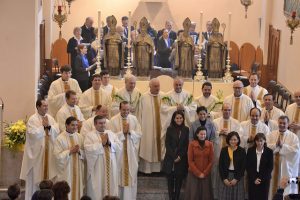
[20,64,300,200]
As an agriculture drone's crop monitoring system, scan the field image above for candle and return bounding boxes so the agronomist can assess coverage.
[199,11,203,45]
[128,11,131,47]
[228,12,232,51]
[98,11,101,48]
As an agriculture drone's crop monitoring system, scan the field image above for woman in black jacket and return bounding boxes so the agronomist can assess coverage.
[246,133,273,200]
[74,44,93,91]
[219,131,246,200]
[67,27,83,69]
[162,110,189,200]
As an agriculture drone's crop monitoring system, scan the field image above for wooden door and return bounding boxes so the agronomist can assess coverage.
[266,25,280,82]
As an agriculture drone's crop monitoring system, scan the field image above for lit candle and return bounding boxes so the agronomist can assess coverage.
[228,12,232,51]
[98,11,101,48]
[128,11,131,47]
[199,11,203,45]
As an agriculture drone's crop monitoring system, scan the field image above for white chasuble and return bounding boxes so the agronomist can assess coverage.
[138,91,164,173]
[111,88,141,117]
[48,78,82,117]
[54,132,85,200]
[267,130,300,196]
[56,104,85,132]
[79,88,112,119]
[84,130,122,200]
[20,113,59,200]
[223,94,254,122]
[240,120,270,149]
[286,103,300,139]
[161,90,197,127]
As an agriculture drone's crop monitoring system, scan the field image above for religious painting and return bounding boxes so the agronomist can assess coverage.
[284,0,300,19]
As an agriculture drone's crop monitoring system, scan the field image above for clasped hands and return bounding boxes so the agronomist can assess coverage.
[100,133,110,146]
[289,122,300,131]
[224,178,238,186]
[70,145,80,155]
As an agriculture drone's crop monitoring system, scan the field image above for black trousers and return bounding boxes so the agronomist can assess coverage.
[248,179,270,200]
[167,171,183,200]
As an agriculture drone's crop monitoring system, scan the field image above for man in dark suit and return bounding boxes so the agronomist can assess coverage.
[202,20,213,42]
[103,16,111,37]
[121,16,134,42]
[189,21,199,45]
[157,29,174,68]
[81,17,96,43]
[157,20,177,41]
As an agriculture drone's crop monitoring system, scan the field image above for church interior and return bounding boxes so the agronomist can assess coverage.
[0,0,300,199]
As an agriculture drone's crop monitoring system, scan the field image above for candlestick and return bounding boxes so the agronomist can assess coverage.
[125,11,133,76]
[199,11,203,44]
[128,11,131,48]
[228,12,231,50]
[95,11,102,74]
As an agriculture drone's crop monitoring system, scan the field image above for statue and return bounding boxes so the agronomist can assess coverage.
[103,15,124,76]
[174,17,195,78]
[205,18,226,78]
[133,17,154,76]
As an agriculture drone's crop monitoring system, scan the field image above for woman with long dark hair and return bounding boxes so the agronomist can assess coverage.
[184,126,214,200]
[246,133,273,200]
[162,110,189,200]
[219,131,246,200]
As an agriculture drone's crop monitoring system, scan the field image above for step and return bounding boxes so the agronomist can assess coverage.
[137,175,185,200]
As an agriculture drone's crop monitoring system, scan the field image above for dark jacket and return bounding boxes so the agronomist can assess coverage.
[157,29,177,41]
[81,25,95,43]
[246,146,273,183]
[157,37,174,68]
[219,146,246,181]
[67,37,81,68]
[73,54,89,81]
[162,125,189,177]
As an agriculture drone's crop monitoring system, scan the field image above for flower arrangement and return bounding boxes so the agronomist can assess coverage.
[207,90,224,112]
[4,119,27,150]
[162,94,194,106]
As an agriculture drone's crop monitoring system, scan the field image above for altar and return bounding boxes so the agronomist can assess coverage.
[110,75,233,98]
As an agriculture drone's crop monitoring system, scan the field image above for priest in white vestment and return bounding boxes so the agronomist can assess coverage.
[195,81,221,119]
[54,117,85,200]
[138,78,164,173]
[79,74,112,119]
[20,99,59,200]
[240,107,270,149]
[267,116,300,196]
[111,75,141,117]
[100,71,117,96]
[48,65,82,117]
[84,116,122,199]
[56,90,85,132]
[261,94,283,131]
[212,103,242,199]
[243,73,268,108]
[81,105,109,138]
[224,80,254,122]
[161,78,197,128]
[108,101,142,200]
[285,91,300,139]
